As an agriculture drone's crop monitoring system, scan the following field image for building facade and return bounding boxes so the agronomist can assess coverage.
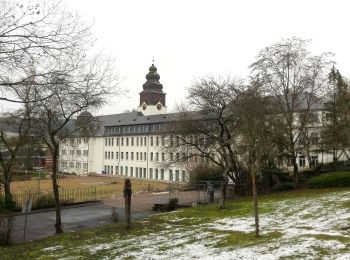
[59,64,188,182]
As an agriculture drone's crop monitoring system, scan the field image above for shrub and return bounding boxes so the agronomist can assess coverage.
[308,171,350,189]
[189,166,223,183]
[167,198,178,211]
[272,182,294,193]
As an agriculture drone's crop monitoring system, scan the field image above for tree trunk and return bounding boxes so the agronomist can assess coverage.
[219,172,229,209]
[4,177,13,210]
[51,148,62,234]
[292,155,299,188]
[251,172,259,237]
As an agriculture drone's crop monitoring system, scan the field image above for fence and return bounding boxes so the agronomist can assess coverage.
[166,181,236,205]
[2,187,97,211]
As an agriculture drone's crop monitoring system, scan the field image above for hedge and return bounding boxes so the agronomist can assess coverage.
[308,171,350,189]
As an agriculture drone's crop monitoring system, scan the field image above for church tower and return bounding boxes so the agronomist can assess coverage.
[137,63,167,115]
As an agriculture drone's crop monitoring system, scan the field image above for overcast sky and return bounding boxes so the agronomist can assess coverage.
[2,0,350,115]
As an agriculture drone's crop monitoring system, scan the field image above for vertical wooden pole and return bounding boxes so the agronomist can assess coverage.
[123,179,132,229]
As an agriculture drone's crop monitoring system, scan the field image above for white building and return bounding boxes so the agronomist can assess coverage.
[58,64,348,181]
[59,64,188,182]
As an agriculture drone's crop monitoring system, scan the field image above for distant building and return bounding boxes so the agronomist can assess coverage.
[59,64,188,182]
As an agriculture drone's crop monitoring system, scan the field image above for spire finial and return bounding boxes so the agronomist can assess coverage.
[152,56,155,66]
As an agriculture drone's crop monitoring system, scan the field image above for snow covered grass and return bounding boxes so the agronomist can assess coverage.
[1,188,350,259]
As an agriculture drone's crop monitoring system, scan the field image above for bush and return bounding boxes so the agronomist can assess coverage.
[272,182,294,193]
[308,171,350,188]
[189,166,223,183]
[167,198,178,211]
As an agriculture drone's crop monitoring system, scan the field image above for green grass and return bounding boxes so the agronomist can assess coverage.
[1,187,350,259]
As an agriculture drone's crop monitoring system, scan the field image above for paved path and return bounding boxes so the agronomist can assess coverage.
[12,190,212,243]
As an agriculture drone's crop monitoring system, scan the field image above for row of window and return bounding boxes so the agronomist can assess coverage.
[62,138,89,145]
[104,151,187,162]
[62,150,89,156]
[105,124,167,135]
[61,161,88,170]
[103,165,186,182]
[105,136,165,147]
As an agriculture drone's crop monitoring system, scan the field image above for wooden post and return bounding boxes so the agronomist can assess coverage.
[123,179,132,229]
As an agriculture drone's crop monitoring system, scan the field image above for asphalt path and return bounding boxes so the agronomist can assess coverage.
[12,202,147,243]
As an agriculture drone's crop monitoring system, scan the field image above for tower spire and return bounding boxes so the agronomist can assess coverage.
[152,56,155,66]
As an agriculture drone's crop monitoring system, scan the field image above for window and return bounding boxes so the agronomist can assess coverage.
[69,150,74,156]
[150,137,153,146]
[140,137,143,146]
[130,167,133,177]
[125,166,128,176]
[136,167,138,178]
[155,169,159,179]
[175,170,179,181]
[176,153,180,161]
[116,152,119,159]
[161,153,165,161]
[111,152,114,160]
[161,135,165,145]
[121,152,124,160]
[144,152,146,160]
[156,152,159,161]
[83,163,88,170]
[161,169,164,180]
[76,150,81,156]
[139,167,142,177]
[182,170,186,182]
[111,166,114,175]
[131,152,134,160]
[116,138,119,146]
[105,151,107,159]
[111,138,114,146]
[156,136,159,146]
[69,162,74,168]
[108,151,110,159]
[144,137,147,146]
[150,152,153,161]
[170,153,173,161]
[120,166,124,175]
[131,137,134,146]
[137,137,139,146]
[126,137,129,146]
[121,138,124,146]
[126,152,129,160]
[108,138,111,146]
[61,161,67,168]
[83,138,88,144]
[143,168,146,178]
[115,166,119,175]
[140,152,143,161]
[149,168,153,179]
[83,150,88,156]
[299,156,306,167]
[136,152,139,160]
[169,169,173,181]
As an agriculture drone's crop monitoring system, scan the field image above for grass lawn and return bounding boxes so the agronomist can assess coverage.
[10,175,171,199]
[1,188,350,259]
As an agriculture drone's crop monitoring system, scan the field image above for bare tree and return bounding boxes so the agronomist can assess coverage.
[322,67,350,164]
[162,76,245,208]
[235,81,277,236]
[0,77,36,209]
[0,0,92,103]
[30,55,118,234]
[250,38,332,187]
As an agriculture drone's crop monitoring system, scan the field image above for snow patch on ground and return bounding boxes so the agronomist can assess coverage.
[54,190,350,259]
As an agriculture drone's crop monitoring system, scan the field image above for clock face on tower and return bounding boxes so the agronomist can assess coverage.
[156,103,162,110]
[142,104,147,110]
